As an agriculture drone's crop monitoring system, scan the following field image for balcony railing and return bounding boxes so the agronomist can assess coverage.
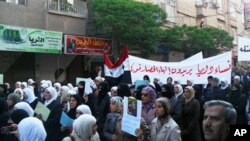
[47,2,86,18]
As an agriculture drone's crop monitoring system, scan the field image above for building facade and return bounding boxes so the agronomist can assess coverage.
[0,0,89,85]
[138,0,250,65]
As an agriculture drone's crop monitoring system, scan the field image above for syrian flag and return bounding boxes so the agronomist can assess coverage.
[104,46,132,87]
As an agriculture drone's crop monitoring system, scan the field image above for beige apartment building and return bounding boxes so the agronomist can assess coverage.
[138,0,250,66]
[0,0,91,84]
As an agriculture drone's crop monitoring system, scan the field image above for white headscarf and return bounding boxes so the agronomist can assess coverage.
[73,114,96,140]
[68,83,74,90]
[46,80,52,87]
[53,82,61,92]
[61,86,70,93]
[23,87,37,103]
[77,104,92,115]
[15,81,22,88]
[18,117,47,141]
[175,84,183,95]
[14,88,24,100]
[27,78,35,85]
[186,78,194,86]
[221,78,229,90]
[21,82,28,89]
[40,80,47,85]
[44,87,58,107]
[14,102,34,117]
[68,90,77,95]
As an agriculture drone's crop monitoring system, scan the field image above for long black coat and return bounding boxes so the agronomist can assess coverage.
[181,99,201,141]
[44,100,62,141]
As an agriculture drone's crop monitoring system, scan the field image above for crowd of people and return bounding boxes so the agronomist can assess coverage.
[0,67,250,141]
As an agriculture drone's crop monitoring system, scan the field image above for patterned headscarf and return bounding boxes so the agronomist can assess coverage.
[110,96,123,112]
[142,86,157,111]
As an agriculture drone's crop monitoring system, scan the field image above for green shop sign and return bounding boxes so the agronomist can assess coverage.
[0,24,62,54]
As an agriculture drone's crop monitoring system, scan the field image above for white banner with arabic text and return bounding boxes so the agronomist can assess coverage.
[129,51,232,84]
[238,37,250,61]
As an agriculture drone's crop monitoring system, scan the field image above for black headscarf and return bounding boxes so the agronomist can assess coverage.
[161,84,174,99]
[117,83,131,98]
[135,85,147,100]
[97,81,109,104]
[0,98,8,115]
[10,109,29,124]
[78,81,85,97]
[67,94,83,119]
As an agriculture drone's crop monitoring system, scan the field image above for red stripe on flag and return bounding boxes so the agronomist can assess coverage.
[104,46,128,69]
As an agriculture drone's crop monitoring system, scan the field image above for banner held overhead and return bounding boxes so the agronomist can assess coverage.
[129,51,232,84]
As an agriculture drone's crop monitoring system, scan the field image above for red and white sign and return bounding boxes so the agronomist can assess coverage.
[64,35,112,55]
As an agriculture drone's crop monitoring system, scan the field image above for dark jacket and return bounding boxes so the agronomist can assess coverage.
[44,100,63,141]
[181,99,201,141]
[103,113,120,141]
[171,94,185,127]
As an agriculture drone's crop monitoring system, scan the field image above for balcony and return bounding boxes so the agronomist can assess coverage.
[196,7,205,18]
[47,1,86,18]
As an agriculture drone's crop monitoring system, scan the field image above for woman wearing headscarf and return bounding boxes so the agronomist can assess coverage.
[61,93,83,139]
[75,105,100,141]
[60,86,72,113]
[62,114,98,141]
[41,86,62,141]
[151,97,181,141]
[23,87,39,109]
[6,93,21,113]
[9,109,29,125]
[181,86,201,141]
[15,81,21,89]
[112,97,150,141]
[171,84,185,127]
[92,81,110,141]
[220,78,231,101]
[67,94,83,119]
[14,88,24,101]
[3,109,29,141]
[14,102,34,117]
[228,84,248,124]
[54,82,62,95]
[103,96,123,141]
[161,84,174,99]
[60,85,70,103]
[117,83,131,98]
[21,82,28,89]
[110,86,118,97]
[141,86,157,127]
[78,81,86,98]
[18,117,47,141]
[76,104,92,118]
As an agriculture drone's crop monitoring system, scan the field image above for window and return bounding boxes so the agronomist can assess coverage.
[230,2,236,18]
[6,0,26,5]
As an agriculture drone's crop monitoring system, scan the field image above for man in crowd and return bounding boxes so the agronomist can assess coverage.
[203,100,237,141]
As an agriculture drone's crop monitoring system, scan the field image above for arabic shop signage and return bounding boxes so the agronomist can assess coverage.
[238,37,250,61]
[64,35,112,55]
[129,51,232,84]
[0,24,62,54]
